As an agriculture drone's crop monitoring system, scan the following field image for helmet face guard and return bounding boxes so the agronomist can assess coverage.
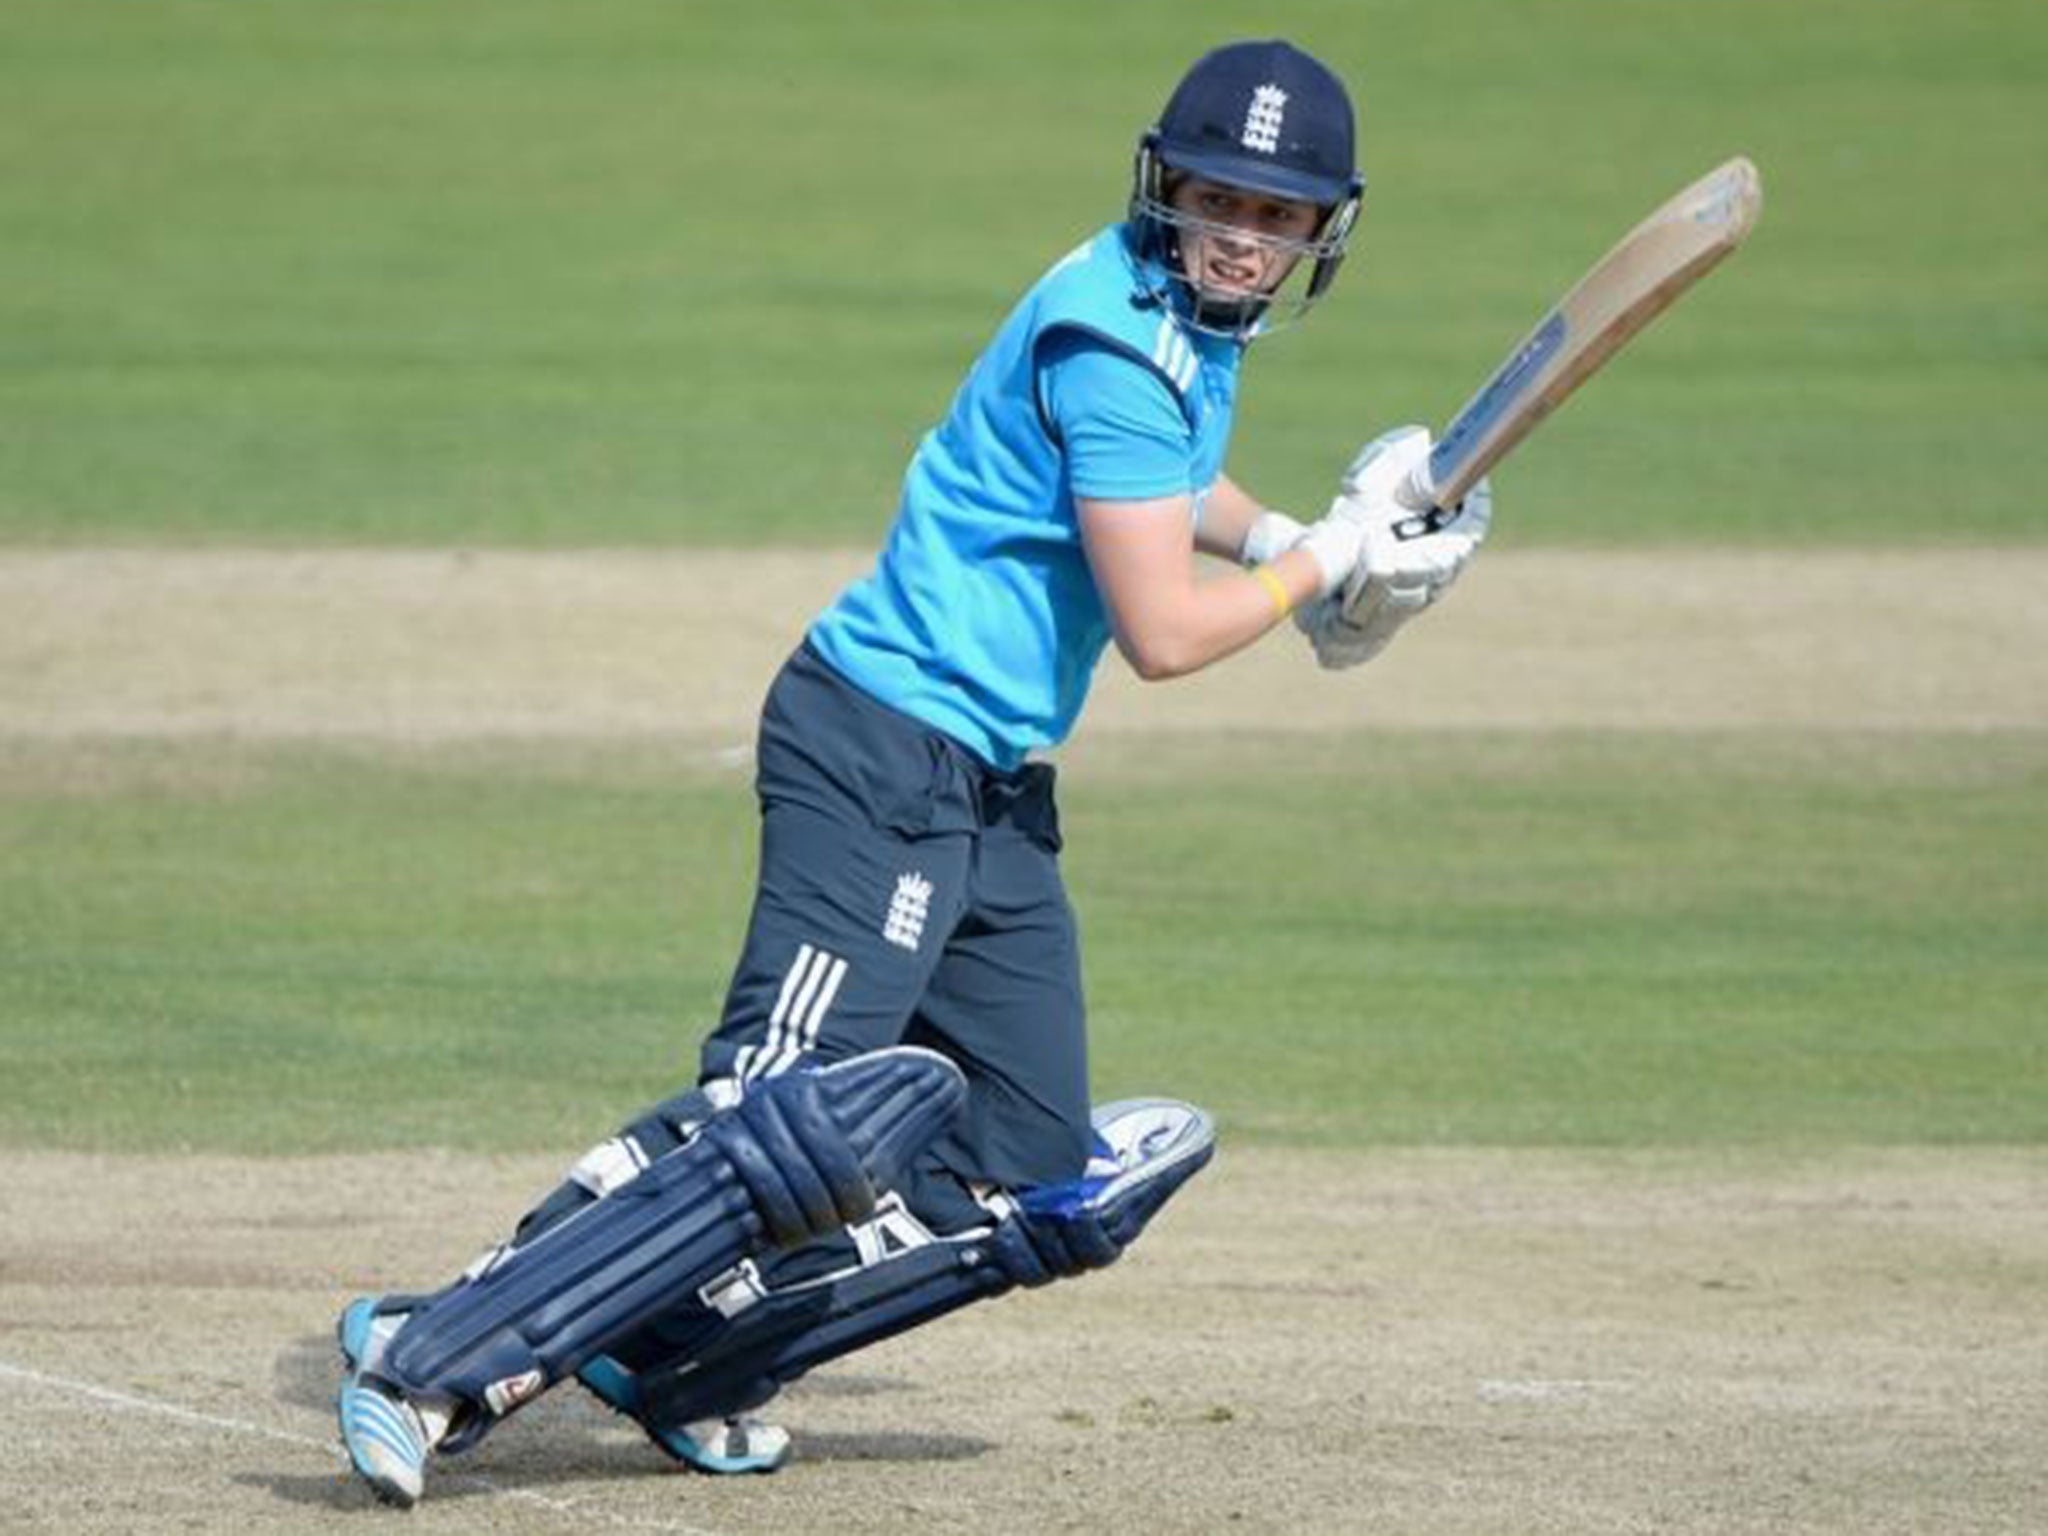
[1127,40,1366,341]
[1129,135,1363,340]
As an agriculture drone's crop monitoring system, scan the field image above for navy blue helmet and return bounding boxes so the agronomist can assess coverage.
[1130,40,1365,338]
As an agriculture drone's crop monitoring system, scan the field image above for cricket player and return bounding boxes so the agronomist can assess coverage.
[337,38,1491,1507]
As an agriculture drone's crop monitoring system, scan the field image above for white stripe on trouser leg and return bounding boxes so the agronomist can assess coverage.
[741,943,850,1083]
[798,955,848,1070]
[772,944,821,1035]
[766,953,846,1078]
[785,948,832,1035]
[738,942,818,1081]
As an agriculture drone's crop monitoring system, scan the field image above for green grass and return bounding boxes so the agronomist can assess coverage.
[3,732,2040,1154]
[1071,732,2048,1145]
[4,0,2045,545]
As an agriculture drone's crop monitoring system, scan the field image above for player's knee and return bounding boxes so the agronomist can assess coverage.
[987,1096,1216,1285]
[707,1055,946,1246]
[514,1080,746,1245]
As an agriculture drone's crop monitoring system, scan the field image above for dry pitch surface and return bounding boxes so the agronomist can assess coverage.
[4,550,2045,1535]
[5,547,2044,739]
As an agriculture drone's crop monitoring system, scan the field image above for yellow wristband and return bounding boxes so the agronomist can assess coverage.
[1252,564,1294,618]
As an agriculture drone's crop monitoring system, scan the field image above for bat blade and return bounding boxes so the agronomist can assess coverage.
[1397,155,1763,522]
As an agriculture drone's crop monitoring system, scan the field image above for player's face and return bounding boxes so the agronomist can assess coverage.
[1167,176,1324,298]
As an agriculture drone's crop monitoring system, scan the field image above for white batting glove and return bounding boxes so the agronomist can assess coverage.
[1236,508,1308,567]
[1293,500,1374,600]
[1292,600,1368,670]
[1337,424,1491,618]
[1295,425,1493,670]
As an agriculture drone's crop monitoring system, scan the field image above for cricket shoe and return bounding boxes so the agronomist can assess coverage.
[336,1295,403,1373]
[578,1354,791,1474]
[335,1296,450,1508]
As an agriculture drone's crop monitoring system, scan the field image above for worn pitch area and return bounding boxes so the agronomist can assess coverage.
[4,548,2043,739]
[3,1149,2044,1535]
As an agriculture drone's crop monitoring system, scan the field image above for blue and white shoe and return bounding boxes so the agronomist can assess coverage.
[578,1355,790,1474]
[336,1296,389,1372]
[339,1375,434,1507]
[335,1295,446,1507]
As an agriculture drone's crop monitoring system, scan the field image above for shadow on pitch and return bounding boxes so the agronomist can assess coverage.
[794,1428,993,1464]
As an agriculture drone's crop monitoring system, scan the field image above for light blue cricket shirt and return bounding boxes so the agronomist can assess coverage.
[807,224,1245,769]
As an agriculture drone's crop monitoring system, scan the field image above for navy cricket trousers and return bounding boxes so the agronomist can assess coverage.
[699,643,1093,1196]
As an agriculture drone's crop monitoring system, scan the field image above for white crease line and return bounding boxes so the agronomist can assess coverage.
[0,1358,729,1535]
[0,1357,332,1452]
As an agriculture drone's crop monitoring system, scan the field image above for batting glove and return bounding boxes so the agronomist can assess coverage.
[1296,425,1494,670]
[1236,508,1309,567]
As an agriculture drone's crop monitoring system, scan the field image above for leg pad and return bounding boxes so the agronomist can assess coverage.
[379,1047,965,1416]
[642,1097,1215,1426]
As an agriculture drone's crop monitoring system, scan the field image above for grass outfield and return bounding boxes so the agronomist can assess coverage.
[5,0,2045,546]
[3,730,2041,1155]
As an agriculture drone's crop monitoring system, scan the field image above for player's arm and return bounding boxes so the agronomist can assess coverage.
[1193,473,1317,567]
[1190,474,1262,559]
[1043,332,1362,679]
[1079,495,1330,680]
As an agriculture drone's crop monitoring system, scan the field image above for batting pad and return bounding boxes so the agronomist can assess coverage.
[642,1096,1216,1426]
[378,1047,966,1417]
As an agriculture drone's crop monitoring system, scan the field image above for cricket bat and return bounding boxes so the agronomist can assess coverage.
[1384,155,1763,540]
